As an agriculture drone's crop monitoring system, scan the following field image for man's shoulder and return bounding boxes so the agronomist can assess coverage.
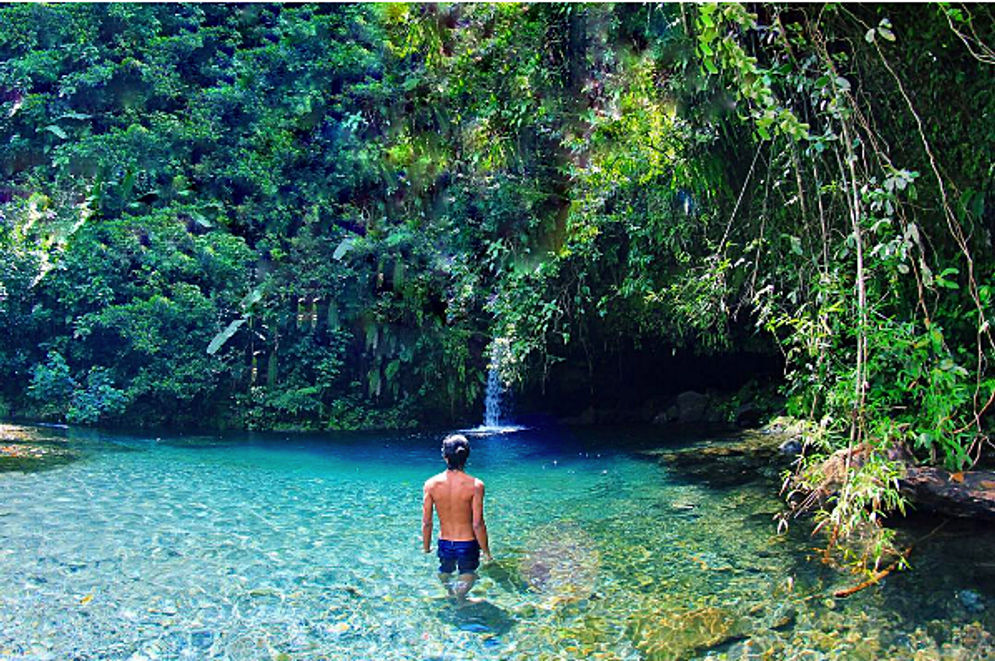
[424,472,446,488]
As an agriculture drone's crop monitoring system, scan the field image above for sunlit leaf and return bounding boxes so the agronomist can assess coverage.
[333,237,356,261]
[877,27,895,42]
[207,318,247,355]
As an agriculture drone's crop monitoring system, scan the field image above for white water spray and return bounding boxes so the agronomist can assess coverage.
[461,338,525,435]
[483,339,507,428]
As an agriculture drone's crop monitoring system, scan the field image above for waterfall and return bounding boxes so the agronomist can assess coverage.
[483,359,503,428]
[461,338,524,434]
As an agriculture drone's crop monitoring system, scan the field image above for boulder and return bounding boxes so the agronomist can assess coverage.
[958,589,986,613]
[786,441,995,523]
[899,466,995,521]
[653,405,679,425]
[676,391,709,423]
[735,403,762,428]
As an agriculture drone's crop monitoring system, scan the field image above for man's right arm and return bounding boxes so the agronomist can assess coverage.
[422,481,434,553]
[471,479,492,561]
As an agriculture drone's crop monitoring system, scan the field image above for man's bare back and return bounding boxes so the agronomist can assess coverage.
[422,435,492,601]
[423,469,485,541]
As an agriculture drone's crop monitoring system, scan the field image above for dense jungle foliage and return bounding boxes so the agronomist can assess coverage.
[1,3,993,568]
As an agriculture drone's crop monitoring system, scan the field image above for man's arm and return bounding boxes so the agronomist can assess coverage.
[471,479,492,560]
[422,482,434,553]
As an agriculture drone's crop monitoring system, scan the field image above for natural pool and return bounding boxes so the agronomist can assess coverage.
[2,425,995,660]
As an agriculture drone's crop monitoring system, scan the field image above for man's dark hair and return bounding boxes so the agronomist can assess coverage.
[442,434,470,470]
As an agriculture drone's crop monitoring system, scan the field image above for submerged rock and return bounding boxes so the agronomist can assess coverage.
[628,605,749,659]
[0,428,78,473]
[726,634,782,660]
[645,433,792,488]
[159,435,238,449]
[935,622,995,659]
[518,522,600,607]
[769,605,797,630]
[0,424,78,473]
[957,589,985,613]
[0,423,66,444]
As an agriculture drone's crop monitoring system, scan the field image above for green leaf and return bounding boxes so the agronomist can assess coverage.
[45,125,68,139]
[267,352,278,387]
[207,318,247,355]
[877,27,895,42]
[189,210,212,229]
[904,223,920,244]
[385,358,401,381]
[241,285,265,311]
[368,367,381,397]
[333,237,356,261]
[699,7,715,28]
[935,266,961,290]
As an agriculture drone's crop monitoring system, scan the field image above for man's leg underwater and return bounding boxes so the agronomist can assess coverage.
[439,572,455,598]
[438,545,457,598]
[453,573,476,601]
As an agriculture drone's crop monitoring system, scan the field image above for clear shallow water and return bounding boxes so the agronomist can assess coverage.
[2,426,995,660]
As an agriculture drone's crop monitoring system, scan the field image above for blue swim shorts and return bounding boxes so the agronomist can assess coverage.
[437,539,480,575]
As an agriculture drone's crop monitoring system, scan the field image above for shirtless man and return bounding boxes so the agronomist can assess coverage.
[422,434,492,602]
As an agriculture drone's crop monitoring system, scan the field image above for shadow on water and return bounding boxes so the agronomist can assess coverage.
[434,599,515,637]
[873,511,995,631]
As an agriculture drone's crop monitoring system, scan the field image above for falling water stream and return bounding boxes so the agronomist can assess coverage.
[466,339,524,435]
[483,362,504,429]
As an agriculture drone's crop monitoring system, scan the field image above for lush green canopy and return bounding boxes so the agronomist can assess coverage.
[2,2,993,567]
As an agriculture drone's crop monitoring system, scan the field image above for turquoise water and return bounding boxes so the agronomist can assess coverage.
[2,426,995,659]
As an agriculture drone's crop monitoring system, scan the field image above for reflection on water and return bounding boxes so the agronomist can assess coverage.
[0,425,994,659]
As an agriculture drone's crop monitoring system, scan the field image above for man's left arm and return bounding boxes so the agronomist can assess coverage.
[472,479,492,561]
[421,483,434,553]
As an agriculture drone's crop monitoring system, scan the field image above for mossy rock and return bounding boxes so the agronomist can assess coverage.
[0,424,81,473]
[0,423,66,445]
[0,443,78,473]
[628,606,749,659]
